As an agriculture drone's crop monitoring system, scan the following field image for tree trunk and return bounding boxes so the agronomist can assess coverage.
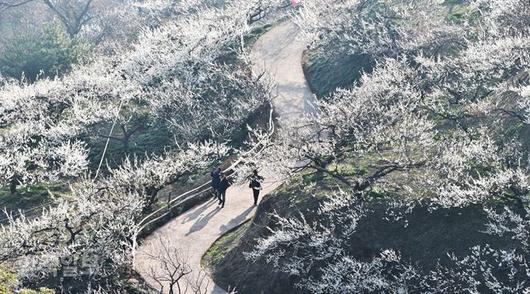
[122,136,130,152]
[9,176,20,194]
[120,123,142,152]
[143,187,161,212]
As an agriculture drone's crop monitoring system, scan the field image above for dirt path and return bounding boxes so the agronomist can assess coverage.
[134,20,313,294]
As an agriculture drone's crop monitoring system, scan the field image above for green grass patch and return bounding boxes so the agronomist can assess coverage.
[0,182,66,215]
[202,219,252,270]
[302,49,374,98]
[85,120,173,172]
[446,1,473,22]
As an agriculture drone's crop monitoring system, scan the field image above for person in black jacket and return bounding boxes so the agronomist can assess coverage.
[249,170,264,206]
[211,167,221,200]
[218,172,231,208]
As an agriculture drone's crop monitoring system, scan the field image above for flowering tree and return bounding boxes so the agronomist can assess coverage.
[0,141,229,291]
[244,0,530,292]
[0,79,92,193]
[0,0,277,193]
[0,179,144,292]
[293,0,466,64]
[109,141,229,210]
[0,62,132,193]
[0,0,284,291]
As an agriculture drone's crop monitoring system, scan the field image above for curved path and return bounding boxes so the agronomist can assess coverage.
[134,21,313,293]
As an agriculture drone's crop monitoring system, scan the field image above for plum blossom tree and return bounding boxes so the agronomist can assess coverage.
[293,0,467,63]
[0,64,132,192]
[0,0,284,290]
[109,141,229,210]
[0,0,278,194]
[117,0,277,141]
[0,141,228,291]
[421,245,530,293]
[243,0,530,292]
[0,79,92,193]
[0,179,144,292]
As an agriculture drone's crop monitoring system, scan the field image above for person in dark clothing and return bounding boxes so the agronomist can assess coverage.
[218,173,231,208]
[249,170,264,206]
[211,167,221,200]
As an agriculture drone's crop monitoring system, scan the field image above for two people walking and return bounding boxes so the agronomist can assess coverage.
[211,167,230,208]
[210,167,265,208]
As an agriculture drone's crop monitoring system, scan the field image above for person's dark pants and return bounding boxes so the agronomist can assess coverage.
[213,187,220,200]
[253,189,260,205]
[219,191,226,207]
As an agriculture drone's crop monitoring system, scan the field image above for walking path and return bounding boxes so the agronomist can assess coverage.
[134,20,313,294]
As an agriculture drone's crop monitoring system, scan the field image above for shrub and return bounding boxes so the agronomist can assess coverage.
[0,266,18,293]
[0,23,89,82]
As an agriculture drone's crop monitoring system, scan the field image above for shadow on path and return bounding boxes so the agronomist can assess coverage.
[186,205,222,236]
[181,197,217,224]
[135,20,310,294]
[219,206,254,233]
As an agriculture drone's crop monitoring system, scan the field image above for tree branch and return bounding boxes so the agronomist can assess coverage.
[0,0,35,12]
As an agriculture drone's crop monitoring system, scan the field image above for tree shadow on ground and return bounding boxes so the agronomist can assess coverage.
[219,206,255,234]
[186,204,222,236]
[181,197,217,224]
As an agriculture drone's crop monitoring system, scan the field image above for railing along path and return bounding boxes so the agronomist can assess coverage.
[136,106,275,235]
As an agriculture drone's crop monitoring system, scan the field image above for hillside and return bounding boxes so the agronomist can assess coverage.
[210,177,522,293]
[1,0,529,293]
[0,1,288,292]
[207,0,530,293]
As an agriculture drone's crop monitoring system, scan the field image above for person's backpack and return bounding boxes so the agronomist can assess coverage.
[249,176,262,189]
